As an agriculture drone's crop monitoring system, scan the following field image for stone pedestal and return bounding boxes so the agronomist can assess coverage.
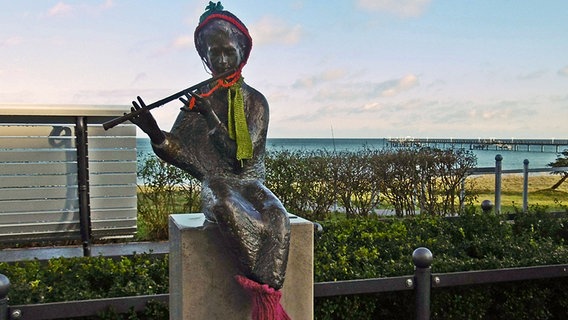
[169,213,313,320]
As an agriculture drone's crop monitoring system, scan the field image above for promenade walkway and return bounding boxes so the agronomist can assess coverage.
[0,241,168,263]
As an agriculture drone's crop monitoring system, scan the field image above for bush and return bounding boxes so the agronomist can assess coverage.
[2,211,568,318]
[314,211,568,319]
[1,254,168,304]
[264,147,477,219]
[137,155,201,240]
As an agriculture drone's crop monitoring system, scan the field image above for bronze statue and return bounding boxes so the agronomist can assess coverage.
[128,2,291,319]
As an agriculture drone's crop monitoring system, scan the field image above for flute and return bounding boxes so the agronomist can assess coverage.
[102,69,236,130]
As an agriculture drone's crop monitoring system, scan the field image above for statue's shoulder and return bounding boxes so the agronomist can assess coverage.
[242,82,268,107]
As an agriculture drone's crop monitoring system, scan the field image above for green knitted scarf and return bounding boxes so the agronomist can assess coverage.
[227,78,253,164]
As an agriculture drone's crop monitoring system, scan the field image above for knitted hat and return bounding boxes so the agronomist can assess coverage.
[194,2,253,71]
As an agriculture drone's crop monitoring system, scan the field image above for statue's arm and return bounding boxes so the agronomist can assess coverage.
[202,109,238,159]
[151,113,206,181]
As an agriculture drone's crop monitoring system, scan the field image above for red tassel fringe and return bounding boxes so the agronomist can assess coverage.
[235,275,291,320]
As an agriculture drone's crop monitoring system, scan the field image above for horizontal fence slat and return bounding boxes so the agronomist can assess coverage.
[0,150,77,162]
[0,199,79,213]
[91,208,137,220]
[92,227,137,238]
[90,185,136,198]
[0,162,77,175]
[0,186,78,201]
[0,221,80,234]
[89,162,137,174]
[0,175,77,188]
[92,218,137,229]
[0,230,80,243]
[0,125,75,137]
[88,124,136,137]
[89,137,136,149]
[90,197,137,209]
[0,211,80,224]
[0,136,75,149]
[89,149,137,161]
[90,173,137,185]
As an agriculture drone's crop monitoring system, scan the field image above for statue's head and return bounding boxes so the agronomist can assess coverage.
[195,2,252,75]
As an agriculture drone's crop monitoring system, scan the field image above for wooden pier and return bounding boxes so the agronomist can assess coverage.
[386,138,568,153]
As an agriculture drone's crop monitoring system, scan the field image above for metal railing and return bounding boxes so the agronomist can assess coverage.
[2,247,568,320]
[468,154,568,214]
[0,105,138,255]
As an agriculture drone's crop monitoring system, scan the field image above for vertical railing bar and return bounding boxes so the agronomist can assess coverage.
[0,274,9,320]
[494,154,503,214]
[75,116,92,257]
[522,159,529,213]
[413,247,433,320]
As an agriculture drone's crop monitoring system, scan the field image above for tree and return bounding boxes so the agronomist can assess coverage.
[548,149,568,190]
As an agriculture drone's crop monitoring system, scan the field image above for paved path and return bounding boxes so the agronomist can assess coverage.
[0,241,169,263]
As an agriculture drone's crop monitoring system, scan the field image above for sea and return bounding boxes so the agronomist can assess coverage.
[136,138,565,171]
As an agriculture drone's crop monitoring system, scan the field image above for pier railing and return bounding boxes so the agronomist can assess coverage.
[387,137,568,153]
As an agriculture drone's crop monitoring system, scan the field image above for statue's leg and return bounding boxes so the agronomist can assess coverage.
[202,179,291,290]
[201,178,265,282]
[244,182,291,290]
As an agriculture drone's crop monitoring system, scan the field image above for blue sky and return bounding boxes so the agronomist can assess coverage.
[1,1,567,139]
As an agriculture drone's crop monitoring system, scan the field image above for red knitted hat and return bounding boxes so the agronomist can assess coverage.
[194,2,253,69]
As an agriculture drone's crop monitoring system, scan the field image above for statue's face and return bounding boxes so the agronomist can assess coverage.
[201,22,244,74]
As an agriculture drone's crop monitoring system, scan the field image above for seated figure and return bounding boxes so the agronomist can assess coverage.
[130,2,291,319]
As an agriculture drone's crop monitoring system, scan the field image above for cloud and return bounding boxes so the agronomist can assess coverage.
[361,102,383,111]
[249,16,302,46]
[558,66,568,77]
[356,0,431,17]
[517,69,547,80]
[48,2,72,17]
[379,74,419,97]
[0,36,23,48]
[46,0,114,17]
[172,35,193,49]
[100,0,115,10]
[292,68,347,89]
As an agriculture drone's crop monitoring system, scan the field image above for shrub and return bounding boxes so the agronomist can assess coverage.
[314,211,568,319]
[1,254,168,305]
[137,155,200,240]
[3,211,568,318]
[264,147,477,218]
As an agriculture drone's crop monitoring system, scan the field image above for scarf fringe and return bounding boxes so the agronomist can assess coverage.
[235,275,291,320]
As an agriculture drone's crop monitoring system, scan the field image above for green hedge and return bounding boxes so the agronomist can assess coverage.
[137,148,478,239]
[314,209,568,319]
[2,209,568,319]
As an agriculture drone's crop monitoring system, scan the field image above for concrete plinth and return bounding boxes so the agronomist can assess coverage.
[169,213,313,320]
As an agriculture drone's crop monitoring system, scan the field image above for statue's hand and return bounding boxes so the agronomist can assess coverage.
[179,93,212,116]
[130,96,165,144]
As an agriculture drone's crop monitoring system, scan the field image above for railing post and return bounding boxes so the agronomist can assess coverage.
[75,116,92,257]
[523,159,529,213]
[0,274,10,320]
[413,247,433,320]
[494,154,503,214]
[459,178,466,214]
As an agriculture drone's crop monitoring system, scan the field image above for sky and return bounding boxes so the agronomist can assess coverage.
[1,1,567,139]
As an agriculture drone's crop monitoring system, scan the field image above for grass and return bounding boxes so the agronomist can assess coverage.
[466,173,568,212]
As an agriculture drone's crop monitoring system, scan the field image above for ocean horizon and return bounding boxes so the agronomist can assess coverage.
[136,137,565,170]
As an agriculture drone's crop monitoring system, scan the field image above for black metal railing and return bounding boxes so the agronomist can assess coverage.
[2,248,568,320]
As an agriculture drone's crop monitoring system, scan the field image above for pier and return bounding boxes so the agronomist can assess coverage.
[386,138,568,153]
